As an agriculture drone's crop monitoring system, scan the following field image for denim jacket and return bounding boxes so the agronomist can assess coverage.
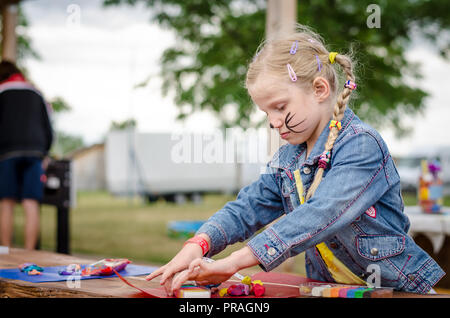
[197,107,445,293]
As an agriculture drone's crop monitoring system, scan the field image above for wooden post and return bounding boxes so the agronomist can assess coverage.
[1,2,19,62]
[265,0,297,158]
[265,0,298,273]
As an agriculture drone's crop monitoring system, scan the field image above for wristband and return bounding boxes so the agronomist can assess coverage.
[184,236,209,255]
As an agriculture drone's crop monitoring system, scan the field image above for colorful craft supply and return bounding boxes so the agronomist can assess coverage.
[346,287,366,298]
[299,282,393,298]
[175,285,211,298]
[241,275,252,285]
[355,288,373,298]
[360,288,374,298]
[322,287,333,297]
[418,159,443,214]
[219,288,229,297]
[27,269,42,275]
[218,276,265,297]
[58,263,82,276]
[311,285,332,297]
[81,259,130,276]
[18,263,44,275]
[228,283,250,296]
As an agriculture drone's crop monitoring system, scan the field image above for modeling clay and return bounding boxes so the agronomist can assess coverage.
[241,276,252,285]
[59,263,82,275]
[27,269,42,275]
[18,263,44,275]
[175,285,211,298]
[81,259,131,276]
[227,283,250,296]
[252,283,265,297]
[219,288,229,297]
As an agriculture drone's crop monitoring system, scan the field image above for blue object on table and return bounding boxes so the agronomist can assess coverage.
[167,220,205,238]
[0,264,157,283]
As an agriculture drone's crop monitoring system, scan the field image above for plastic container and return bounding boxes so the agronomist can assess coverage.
[167,220,205,239]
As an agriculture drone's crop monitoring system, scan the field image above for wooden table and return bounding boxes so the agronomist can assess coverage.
[0,248,448,298]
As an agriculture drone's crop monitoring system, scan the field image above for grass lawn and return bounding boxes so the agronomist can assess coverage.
[10,191,306,274]
[9,190,447,277]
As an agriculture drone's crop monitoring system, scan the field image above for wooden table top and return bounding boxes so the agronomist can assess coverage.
[1,248,448,298]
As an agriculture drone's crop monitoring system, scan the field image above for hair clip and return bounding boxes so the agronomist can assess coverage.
[287,63,297,82]
[328,52,338,64]
[290,40,298,55]
[329,120,342,130]
[344,80,357,90]
[318,151,331,169]
[315,54,322,72]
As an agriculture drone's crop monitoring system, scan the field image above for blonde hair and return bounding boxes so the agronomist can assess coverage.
[246,24,356,201]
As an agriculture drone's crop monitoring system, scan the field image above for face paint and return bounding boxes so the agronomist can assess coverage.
[285,112,307,133]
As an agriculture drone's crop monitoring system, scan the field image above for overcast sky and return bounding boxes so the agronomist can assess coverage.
[21,0,450,157]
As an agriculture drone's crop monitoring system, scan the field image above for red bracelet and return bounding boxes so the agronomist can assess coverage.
[184,236,209,255]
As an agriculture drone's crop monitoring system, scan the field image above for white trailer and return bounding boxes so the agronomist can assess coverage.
[105,129,267,202]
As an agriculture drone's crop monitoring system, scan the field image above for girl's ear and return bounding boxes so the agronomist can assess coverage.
[312,77,331,103]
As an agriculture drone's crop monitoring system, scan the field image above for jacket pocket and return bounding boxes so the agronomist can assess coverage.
[356,234,405,261]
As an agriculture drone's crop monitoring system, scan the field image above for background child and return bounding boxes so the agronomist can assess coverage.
[0,61,53,250]
[146,25,444,295]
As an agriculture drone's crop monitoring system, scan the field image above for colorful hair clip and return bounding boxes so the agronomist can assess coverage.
[318,151,331,169]
[329,120,342,130]
[290,40,298,55]
[344,80,357,90]
[329,52,338,64]
[287,63,297,82]
[315,54,322,72]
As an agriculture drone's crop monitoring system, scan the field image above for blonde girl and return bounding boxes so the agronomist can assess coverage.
[146,25,444,295]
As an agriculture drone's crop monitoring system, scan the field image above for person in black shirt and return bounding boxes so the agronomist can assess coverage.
[0,60,53,250]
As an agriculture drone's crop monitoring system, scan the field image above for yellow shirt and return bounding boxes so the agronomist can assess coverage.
[293,169,366,286]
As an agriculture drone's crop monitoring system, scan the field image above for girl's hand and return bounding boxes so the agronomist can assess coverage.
[170,246,260,296]
[170,258,236,295]
[145,234,211,294]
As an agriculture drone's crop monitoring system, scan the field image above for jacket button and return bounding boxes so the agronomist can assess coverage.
[370,248,379,256]
[303,166,311,175]
[267,247,276,256]
[408,274,416,281]
[329,242,338,249]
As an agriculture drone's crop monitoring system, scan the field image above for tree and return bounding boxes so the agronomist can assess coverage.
[48,97,85,158]
[109,118,137,131]
[0,5,84,157]
[0,4,40,68]
[103,0,450,136]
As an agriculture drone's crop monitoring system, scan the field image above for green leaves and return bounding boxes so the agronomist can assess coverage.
[104,0,449,134]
